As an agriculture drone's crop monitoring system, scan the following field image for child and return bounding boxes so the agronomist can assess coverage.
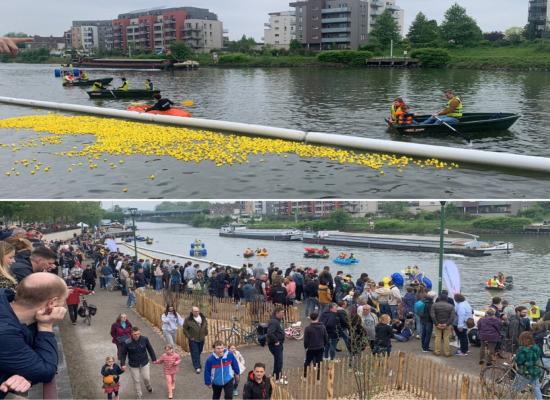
[374,314,394,355]
[228,344,245,397]
[101,356,123,400]
[127,286,136,308]
[153,344,182,400]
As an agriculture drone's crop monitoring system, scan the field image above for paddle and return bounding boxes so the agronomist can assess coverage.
[433,115,472,146]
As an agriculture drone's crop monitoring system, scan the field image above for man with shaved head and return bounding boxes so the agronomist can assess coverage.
[0,272,67,398]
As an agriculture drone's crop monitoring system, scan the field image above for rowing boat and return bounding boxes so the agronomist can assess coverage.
[87,89,161,99]
[127,105,191,117]
[63,78,113,87]
[386,113,521,137]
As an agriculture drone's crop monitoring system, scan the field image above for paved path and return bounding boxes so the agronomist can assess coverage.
[60,285,484,399]
[43,228,81,242]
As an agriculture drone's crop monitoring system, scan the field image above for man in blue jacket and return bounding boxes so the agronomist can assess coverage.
[204,341,240,400]
[0,272,68,399]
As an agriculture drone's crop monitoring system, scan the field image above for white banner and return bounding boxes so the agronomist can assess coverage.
[105,238,118,253]
[443,260,461,296]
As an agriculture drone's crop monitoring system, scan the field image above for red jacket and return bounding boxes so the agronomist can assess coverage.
[110,321,133,344]
[66,287,92,305]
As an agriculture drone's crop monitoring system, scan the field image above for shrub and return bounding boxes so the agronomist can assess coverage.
[410,48,451,67]
[218,53,251,64]
[471,217,531,232]
[317,50,373,66]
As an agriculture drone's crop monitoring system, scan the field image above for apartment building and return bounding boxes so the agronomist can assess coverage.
[264,11,296,49]
[69,20,113,54]
[528,0,550,38]
[290,0,403,50]
[183,19,223,53]
[455,202,531,217]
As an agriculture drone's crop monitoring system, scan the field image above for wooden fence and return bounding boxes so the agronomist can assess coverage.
[135,289,299,353]
[271,351,527,400]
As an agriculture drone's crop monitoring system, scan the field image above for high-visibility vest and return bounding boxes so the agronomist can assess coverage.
[390,104,403,121]
[529,305,540,320]
[447,96,463,118]
[145,81,153,90]
[119,81,129,91]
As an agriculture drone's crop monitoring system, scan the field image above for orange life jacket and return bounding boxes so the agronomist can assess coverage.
[396,111,413,125]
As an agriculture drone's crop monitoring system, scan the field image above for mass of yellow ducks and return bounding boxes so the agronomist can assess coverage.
[0,114,458,185]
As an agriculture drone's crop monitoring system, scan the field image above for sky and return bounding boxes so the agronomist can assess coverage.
[1,0,528,41]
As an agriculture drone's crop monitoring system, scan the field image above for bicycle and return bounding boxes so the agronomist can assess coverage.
[78,295,97,326]
[285,321,304,340]
[480,355,550,399]
[215,317,262,345]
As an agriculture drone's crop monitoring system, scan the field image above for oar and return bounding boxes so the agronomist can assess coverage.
[434,116,472,146]
[181,99,194,107]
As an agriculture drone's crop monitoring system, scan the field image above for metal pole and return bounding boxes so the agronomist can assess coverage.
[129,208,138,262]
[438,201,446,295]
[390,39,393,58]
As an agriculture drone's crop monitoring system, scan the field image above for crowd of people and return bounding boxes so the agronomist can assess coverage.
[0,224,549,399]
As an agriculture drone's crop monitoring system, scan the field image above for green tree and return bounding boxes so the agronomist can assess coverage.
[504,27,524,45]
[440,4,483,47]
[379,202,410,218]
[327,209,351,230]
[169,41,192,61]
[227,35,257,54]
[407,12,440,47]
[370,10,401,48]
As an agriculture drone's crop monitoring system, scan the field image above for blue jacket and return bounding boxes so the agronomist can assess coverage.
[204,350,240,386]
[0,289,58,398]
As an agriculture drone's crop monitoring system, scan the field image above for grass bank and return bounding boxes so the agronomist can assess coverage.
[447,45,550,70]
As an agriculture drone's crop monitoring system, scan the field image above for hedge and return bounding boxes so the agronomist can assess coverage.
[317,50,373,66]
[410,48,451,68]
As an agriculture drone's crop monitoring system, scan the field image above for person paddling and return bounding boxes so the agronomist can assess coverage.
[118,78,129,91]
[422,89,463,125]
[146,94,174,112]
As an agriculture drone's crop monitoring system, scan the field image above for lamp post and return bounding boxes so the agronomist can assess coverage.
[128,208,138,262]
[438,201,446,295]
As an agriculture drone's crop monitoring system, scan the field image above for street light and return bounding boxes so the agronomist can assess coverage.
[128,208,138,262]
[438,201,446,295]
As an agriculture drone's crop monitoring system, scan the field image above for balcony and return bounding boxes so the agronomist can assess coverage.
[322,27,351,33]
[321,36,351,43]
[321,7,351,14]
[321,17,351,24]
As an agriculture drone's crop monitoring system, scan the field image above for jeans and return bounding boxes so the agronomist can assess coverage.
[189,340,204,370]
[415,315,423,337]
[163,329,177,346]
[304,298,319,318]
[422,115,458,125]
[121,281,128,296]
[212,379,234,400]
[338,329,351,353]
[67,304,78,323]
[127,292,136,307]
[389,305,398,320]
[304,348,324,379]
[155,276,162,291]
[324,337,338,360]
[379,303,391,316]
[104,275,113,289]
[512,375,542,400]
[421,321,433,351]
[454,326,469,354]
[268,343,284,380]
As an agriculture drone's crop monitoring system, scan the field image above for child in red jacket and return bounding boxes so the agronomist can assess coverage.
[66,286,93,325]
[153,344,181,399]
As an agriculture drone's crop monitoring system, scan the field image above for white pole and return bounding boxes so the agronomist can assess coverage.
[0,96,549,174]
[390,39,393,58]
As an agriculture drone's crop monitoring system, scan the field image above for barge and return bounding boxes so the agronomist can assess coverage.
[73,58,174,70]
[219,225,302,241]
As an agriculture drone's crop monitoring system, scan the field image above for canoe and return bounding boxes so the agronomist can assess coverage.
[87,89,160,99]
[304,252,330,259]
[386,113,521,137]
[63,77,113,87]
[333,257,359,265]
[127,105,191,118]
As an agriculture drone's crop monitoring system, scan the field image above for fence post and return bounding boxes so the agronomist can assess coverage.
[396,351,406,390]
[460,375,470,400]
[326,362,335,400]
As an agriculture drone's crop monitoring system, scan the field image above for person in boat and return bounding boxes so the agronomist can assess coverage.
[339,252,348,259]
[80,70,89,81]
[422,89,463,125]
[145,94,174,112]
[63,73,75,83]
[390,97,406,123]
[322,246,329,253]
[118,77,129,91]
[92,81,106,91]
[497,272,505,284]
[349,253,355,260]
[486,276,503,289]
[261,248,267,254]
[394,104,415,126]
[145,79,154,91]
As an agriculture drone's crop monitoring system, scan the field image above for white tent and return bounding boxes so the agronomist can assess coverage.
[77,222,89,228]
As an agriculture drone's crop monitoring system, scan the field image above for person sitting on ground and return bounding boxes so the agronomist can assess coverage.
[0,273,68,399]
[146,94,174,112]
[118,78,129,91]
[422,89,463,125]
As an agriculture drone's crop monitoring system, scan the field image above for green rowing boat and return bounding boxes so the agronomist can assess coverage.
[87,89,161,99]
[63,78,113,87]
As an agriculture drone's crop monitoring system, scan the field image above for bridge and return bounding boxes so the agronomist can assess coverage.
[130,209,210,221]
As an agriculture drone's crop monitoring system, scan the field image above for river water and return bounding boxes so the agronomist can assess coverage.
[0,63,549,198]
[129,222,550,309]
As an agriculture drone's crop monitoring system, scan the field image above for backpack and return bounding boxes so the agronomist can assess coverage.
[414,300,425,316]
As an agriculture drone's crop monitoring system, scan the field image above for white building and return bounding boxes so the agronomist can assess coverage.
[183,19,224,53]
[264,11,296,49]
[71,25,100,54]
[368,0,404,35]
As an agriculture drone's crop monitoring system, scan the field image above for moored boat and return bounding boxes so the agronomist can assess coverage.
[63,77,113,87]
[386,113,521,137]
[127,104,192,118]
[87,89,161,99]
[220,225,302,241]
[73,58,174,70]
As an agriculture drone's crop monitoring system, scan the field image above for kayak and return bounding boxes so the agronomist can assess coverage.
[127,105,191,118]
[63,77,113,87]
[87,89,160,99]
[386,113,521,137]
[333,257,359,265]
